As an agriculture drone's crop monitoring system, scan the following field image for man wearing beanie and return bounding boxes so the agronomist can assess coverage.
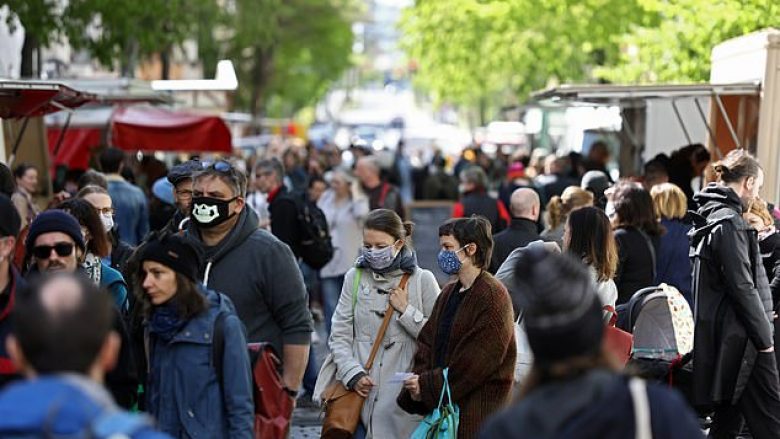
[479,249,702,439]
[0,194,26,389]
[25,210,87,275]
[23,209,139,409]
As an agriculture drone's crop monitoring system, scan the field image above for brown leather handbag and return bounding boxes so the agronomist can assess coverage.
[321,273,411,439]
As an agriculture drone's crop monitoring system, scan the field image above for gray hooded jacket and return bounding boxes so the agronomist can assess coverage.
[188,207,313,355]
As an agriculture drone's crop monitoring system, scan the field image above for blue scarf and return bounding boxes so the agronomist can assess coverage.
[356,246,417,274]
[148,302,187,342]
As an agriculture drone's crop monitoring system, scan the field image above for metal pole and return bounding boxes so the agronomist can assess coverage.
[713,93,741,149]
[51,111,73,157]
[7,116,31,167]
[671,99,693,145]
[693,98,722,160]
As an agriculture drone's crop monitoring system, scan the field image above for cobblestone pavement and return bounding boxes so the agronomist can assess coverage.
[290,316,327,439]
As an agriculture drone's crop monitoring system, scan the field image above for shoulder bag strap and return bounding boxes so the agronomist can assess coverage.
[629,378,652,439]
[637,229,657,281]
[364,273,411,371]
[352,269,363,312]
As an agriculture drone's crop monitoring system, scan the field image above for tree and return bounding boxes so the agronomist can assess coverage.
[401,0,649,125]
[223,0,355,118]
[595,0,780,83]
[1,0,60,77]
[63,0,218,77]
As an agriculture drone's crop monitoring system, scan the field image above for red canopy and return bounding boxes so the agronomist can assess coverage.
[47,127,103,170]
[0,81,95,118]
[110,106,231,153]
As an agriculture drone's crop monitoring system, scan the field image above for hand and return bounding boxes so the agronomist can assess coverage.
[760,346,775,353]
[404,375,421,401]
[389,284,409,314]
[354,376,375,397]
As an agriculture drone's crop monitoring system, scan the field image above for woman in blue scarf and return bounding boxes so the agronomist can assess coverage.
[136,233,253,439]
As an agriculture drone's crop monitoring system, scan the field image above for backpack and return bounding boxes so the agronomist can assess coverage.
[291,191,334,269]
[213,313,293,439]
[0,408,159,439]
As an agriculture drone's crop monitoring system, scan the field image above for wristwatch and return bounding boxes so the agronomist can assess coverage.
[283,386,298,398]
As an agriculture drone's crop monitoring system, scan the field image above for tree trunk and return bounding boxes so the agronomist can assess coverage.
[121,39,139,78]
[20,34,38,78]
[161,46,171,79]
[249,45,275,122]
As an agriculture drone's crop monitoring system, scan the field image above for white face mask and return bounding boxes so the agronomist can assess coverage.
[100,213,114,233]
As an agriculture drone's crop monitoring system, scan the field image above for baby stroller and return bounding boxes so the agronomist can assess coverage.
[621,284,696,406]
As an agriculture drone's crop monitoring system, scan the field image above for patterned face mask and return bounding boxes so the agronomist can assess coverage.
[362,242,399,271]
[437,246,466,275]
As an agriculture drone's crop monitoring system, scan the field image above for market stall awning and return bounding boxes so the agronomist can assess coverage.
[110,106,231,153]
[0,81,96,118]
[531,82,761,106]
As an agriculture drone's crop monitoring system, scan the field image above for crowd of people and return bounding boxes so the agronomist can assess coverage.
[0,137,777,439]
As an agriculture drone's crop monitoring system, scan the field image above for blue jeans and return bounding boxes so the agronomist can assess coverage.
[321,275,345,337]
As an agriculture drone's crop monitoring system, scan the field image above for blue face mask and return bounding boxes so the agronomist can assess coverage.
[437,246,466,275]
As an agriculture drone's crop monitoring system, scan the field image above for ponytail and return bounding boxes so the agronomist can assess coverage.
[546,196,564,230]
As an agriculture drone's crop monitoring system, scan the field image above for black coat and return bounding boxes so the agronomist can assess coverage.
[614,226,657,304]
[690,184,774,407]
[489,218,542,274]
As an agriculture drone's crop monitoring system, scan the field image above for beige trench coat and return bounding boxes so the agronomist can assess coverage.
[317,266,440,438]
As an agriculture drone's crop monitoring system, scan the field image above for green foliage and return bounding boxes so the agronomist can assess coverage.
[401,0,646,120]
[402,0,778,119]
[223,0,355,117]
[595,0,780,83]
[1,0,60,45]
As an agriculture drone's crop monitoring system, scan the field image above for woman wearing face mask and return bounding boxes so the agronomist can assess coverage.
[317,208,440,439]
[398,216,516,439]
[77,185,135,275]
[56,198,128,312]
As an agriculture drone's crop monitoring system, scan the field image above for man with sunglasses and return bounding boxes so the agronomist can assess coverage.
[188,161,313,404]
[23,210,140,409]
[0,194,26,390]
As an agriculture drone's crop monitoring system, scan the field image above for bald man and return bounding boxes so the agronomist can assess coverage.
[489,188,543,273]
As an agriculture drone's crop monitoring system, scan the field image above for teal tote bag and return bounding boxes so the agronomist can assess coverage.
[411,368,460,439]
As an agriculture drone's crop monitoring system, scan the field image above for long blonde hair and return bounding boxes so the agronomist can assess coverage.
[545,186,594,230]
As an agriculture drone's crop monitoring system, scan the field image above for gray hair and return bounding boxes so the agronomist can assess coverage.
[461,166,488,190]
[255,158,285,185]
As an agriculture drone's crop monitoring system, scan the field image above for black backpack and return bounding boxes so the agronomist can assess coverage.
[291,192,334,269]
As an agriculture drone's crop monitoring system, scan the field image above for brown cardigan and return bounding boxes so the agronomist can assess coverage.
[398,271,516,439]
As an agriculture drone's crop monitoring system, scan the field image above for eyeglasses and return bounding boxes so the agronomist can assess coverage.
[94,207,114,215]
[32,242,75,259]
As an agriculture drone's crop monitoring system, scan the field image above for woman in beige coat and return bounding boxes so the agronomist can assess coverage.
[316,209,440,439]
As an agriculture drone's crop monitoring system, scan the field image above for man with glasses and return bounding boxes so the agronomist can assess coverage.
[23,210,139,409]
[0,194,25,389]
[187,161,313,404]
[164,159,202,233]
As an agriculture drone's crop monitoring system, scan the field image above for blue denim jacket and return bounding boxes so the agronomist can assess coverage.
[107,178,149,245]
[146,288,254,439]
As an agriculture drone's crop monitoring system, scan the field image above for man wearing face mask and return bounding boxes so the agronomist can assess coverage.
[0,195,25,389]
[186,161,313,403]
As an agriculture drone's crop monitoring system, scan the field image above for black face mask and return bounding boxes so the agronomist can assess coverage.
[191,196,237,228]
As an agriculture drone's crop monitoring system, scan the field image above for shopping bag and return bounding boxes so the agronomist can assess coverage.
[411,368,460,439]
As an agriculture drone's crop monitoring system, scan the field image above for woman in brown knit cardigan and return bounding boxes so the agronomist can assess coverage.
[398,216,516,438]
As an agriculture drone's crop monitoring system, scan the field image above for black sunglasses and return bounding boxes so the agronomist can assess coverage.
[32,242,75,259]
